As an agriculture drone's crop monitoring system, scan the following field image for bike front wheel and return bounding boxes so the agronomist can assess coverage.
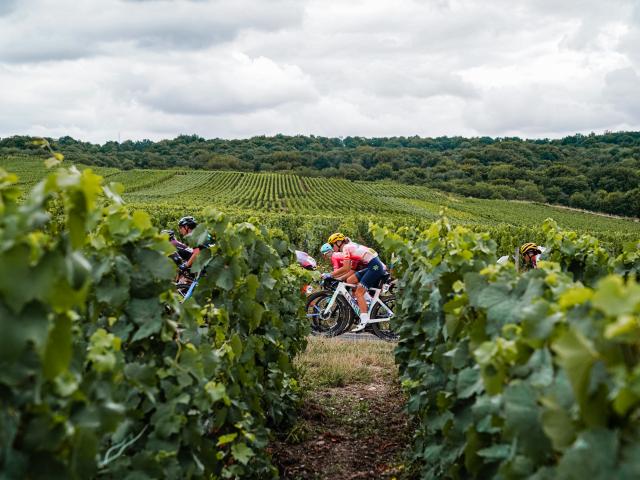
[305,291,352,337]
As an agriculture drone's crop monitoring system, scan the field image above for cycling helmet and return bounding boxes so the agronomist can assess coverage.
[178,216,197,229]
[328,233,346,245]
[520,243,541,255]
[161,229,176,240]
[320,243,333,255]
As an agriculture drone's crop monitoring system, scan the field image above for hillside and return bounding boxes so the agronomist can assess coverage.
[2,155,639,246]
[2,132,640,218]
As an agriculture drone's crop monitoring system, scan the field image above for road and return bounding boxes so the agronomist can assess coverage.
[313,332,394,342]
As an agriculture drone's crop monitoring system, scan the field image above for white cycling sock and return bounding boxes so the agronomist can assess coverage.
[359,313,370,324]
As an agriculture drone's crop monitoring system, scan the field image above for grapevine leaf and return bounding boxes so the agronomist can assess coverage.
[43,315,72,380]
[552,329,597,410]
[592,275,640,317]
[556,429,618,480]
[216,267,235,291]
[477,444,511,460]
[217,433,237,446]
[456,367,483,399]
[231,443,254,465]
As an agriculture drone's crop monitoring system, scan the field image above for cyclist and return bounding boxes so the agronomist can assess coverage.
[178,216,213,273]
[162,229,193,264]
[327,233,386,332]
[162,229,195,284]
[321,242,350,274]
[520,242,543,270]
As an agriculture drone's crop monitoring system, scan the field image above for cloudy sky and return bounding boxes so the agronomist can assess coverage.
[1,0,639,143]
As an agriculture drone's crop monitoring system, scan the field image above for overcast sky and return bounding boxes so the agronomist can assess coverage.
[1,0,639,143]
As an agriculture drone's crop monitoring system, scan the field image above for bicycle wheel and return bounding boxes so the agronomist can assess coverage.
[369,294,399,341]
[305,291,352,337]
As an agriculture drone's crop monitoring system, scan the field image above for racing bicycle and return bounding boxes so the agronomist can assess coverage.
[306,274,398,341]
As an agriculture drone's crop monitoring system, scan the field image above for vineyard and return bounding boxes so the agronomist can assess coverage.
[2,155,639,254]
[2,154,640,479]
[0,162,309,479]
[373,218,640,479]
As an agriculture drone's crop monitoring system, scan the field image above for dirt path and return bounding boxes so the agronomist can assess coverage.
[271,378,412,479]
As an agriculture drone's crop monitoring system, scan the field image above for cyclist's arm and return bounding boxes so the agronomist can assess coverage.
[332,258,352,278]
[334,270,353,281]
[186,247,200,268]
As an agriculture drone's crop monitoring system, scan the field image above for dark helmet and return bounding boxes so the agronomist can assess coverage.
[161,229,175,240]
[178,216,197,229]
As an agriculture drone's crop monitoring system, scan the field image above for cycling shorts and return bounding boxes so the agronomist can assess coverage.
[355,257,386,289]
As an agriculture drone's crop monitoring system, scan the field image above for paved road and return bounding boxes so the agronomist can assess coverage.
[312,332,395,342]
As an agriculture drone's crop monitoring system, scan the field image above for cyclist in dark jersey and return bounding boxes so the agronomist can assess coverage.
[177,216,213,273]
[162,229,193,265]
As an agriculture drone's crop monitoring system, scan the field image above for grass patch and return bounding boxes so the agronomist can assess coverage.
[295,336,397,389]
[273,337,413,479]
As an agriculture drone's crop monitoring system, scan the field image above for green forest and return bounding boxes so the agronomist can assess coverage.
[1,131,639,218]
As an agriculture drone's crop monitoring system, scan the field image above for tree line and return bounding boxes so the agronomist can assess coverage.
[2,131,639,217]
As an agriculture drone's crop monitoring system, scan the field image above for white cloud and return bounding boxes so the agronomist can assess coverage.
[1,0,639,142]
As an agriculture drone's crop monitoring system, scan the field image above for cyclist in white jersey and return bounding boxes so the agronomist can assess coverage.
[326,233,386,332]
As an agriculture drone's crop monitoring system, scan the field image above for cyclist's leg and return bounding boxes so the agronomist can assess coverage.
[356,258,385,310]
[346,271,368,315]
[351,269,377,331]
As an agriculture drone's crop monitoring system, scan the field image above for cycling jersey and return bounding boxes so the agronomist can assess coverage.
[342,242,378,265]
[331,251,362,271]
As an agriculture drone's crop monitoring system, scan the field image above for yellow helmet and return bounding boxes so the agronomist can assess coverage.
[520,242,541,255]
[328,232,346,245]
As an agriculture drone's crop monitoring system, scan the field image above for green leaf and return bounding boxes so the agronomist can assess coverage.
[130,316,163,342]
[70,429,98,479]
[503,383,550,461]
[126,298,163,326]
[604,315,640,340]
[87,329,121,372]
[556,429,618,480]
[540,399,575,451]
[592,275,640,317]
[456,367,483,399]
[0,302,48,361]
[229,334,243,357]
[216,433,237,446]
[216,267,235,291]
[231,443,254,465]
[558,286,593,310]
[205,381,229,405]
[463,272,488,306]
[552,329,597,410]
[132,210,152,231]
[43,314,72,380]
[477,443,511,460]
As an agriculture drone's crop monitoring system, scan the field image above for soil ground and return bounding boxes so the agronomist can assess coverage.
[270,337,414,480]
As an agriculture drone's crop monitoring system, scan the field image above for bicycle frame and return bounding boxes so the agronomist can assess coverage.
[321,281,394,324]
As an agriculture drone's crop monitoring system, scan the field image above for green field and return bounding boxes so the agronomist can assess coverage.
[2,154,639,242]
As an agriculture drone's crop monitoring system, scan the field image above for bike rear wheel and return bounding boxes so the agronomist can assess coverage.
[369,294,398,341]
[305,291,351,337]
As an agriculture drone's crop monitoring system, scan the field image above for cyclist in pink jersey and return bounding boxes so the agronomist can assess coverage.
[320,242,356,278]
[326,233,386,332]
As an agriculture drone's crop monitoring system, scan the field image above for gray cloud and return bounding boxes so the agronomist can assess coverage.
[0,0,304,63]
[1,0,640,142]
[604,67,640,121]
[0,0,18,16]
